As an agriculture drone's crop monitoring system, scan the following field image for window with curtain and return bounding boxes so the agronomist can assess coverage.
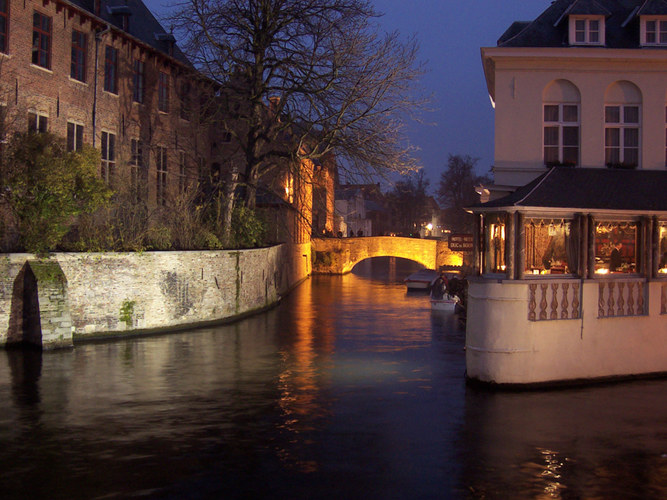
[483,213,506,274]
[605,105,639,167]
[544,104,579,166]
[524,218,577,275]
[594,221,638,274]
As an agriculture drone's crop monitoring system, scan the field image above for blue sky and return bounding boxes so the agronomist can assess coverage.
[144,0,551,191]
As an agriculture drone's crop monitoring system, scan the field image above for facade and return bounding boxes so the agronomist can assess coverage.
[0,0,215,208]
[468,0,667,386]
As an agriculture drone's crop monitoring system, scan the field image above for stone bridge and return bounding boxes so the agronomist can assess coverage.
[311,236,462,274]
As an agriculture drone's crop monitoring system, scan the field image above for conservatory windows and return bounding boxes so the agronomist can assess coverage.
[524,218,575,275]
[483,213,506,274]
[594,221,638,274]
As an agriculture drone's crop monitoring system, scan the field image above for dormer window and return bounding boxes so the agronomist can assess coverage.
[641,18,667,45]
[570,16,605,45]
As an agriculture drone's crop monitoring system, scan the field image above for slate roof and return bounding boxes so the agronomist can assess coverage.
[68,0,190,65]
[472,168,667,212]
[497,0,664,49]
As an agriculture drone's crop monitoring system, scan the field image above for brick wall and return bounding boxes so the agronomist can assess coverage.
[0,243,311,347]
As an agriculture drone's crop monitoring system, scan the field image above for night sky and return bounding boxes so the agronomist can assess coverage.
[144,0,551,191]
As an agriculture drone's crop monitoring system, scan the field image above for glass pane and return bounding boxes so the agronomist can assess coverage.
[624,106,639,124]
[605,127,619,147]
[623,148,638,166]
[563,105,578,122]
[484,217,506,274]
[523,219,574,275]
[594,222,638,274]
[605,106,620,123]
[544,105,559,122]
[544,126,558,146]
[659,224,667,273]
[563,146,578,165]
[563,126,579,146]
[101,132,107,159]
[605,147,620,165]
[544,146,559,164]
[624,128,639,148]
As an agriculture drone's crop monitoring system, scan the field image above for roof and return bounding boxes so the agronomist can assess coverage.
[471,167,667,213]
[68,0,190,65]
[497,0,660,49]
[637,0,667,15]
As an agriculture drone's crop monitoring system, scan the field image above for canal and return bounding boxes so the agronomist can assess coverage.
[0,257,666,499]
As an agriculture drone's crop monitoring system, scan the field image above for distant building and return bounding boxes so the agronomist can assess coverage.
[467,0,667,386]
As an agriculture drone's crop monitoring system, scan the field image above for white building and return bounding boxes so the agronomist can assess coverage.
[467,0,667,386]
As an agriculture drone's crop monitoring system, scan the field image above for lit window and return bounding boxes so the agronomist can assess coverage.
[594,221,638,274]
[524,218,576,275]
[156,146,167,205]
[643,19,667,45]
[544,104,579,166]
[659,223,667,274]
[67,122,84,151]
[570,16,604,45]
[71,30,87,82]
[133,59,144,103]
[483,213,506,274]
[158,72,169,112]
[605,105,639,168]
[104,46,118,94]
[32,12,51,69]
[0,0,9,54]
[101,131,116,184]
[27,111,47,133]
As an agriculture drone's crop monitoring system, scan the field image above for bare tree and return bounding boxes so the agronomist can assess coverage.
[168,0,426,209]
[437,154,490,233]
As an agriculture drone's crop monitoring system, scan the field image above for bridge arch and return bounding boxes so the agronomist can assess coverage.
[311,236,461,275]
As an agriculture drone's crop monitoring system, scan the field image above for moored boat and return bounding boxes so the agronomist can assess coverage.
[404,269,439,290]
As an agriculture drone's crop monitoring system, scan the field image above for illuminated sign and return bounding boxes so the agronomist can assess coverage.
[448,233,473,251]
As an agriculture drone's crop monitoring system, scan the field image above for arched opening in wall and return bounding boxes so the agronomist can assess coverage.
[7,263,42,349]
[352,256,428,283]
[604,81,642,169]
[542,79,581,167]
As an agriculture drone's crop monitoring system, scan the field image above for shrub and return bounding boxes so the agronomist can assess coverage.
[0,133,111,253]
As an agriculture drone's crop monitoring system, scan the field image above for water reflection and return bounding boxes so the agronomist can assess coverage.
[0,257,665,499]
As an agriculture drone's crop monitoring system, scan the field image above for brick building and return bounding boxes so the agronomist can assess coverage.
[0,0,215,207]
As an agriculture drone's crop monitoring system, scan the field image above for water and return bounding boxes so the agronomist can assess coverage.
[0,257,666,499]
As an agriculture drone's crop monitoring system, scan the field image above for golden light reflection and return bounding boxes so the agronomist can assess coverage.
[521,448,570,499]
[275,281,334,473]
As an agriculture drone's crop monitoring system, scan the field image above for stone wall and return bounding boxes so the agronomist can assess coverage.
[0,243,310,348]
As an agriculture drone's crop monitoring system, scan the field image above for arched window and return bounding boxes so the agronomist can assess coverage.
[543,80,581,167]
[604,81,641,168]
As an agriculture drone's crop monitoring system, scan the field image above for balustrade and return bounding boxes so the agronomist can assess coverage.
[598,279,646,318]
[528,280,581,321]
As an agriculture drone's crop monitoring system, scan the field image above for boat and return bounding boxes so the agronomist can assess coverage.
[404,269,439,290]
[430,293,459,312]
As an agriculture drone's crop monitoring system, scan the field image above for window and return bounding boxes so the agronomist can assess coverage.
[178,151,187,193]
[130,138,146,201]
[544,104,579,166]
[101,131,116,184]
[180,82,190,120]
[156,146,167,205]
[132,59,144,103]
[659,223,667,274]
[104,46,118,94]
[605,105,639,167]
[27,112,47,133]
[643,18,667,45]
[0,0,9,54]
[524,218,576,275]
[70,30,87,82]
[158,72,169,112]
[665,106,667,167]
[67,122,84,151]
[483,213,506,274]
[594,221,638,274]
[570,16,604,45]
[32,12,51,69]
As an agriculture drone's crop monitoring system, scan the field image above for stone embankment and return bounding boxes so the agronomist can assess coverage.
[0,243,311,349]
